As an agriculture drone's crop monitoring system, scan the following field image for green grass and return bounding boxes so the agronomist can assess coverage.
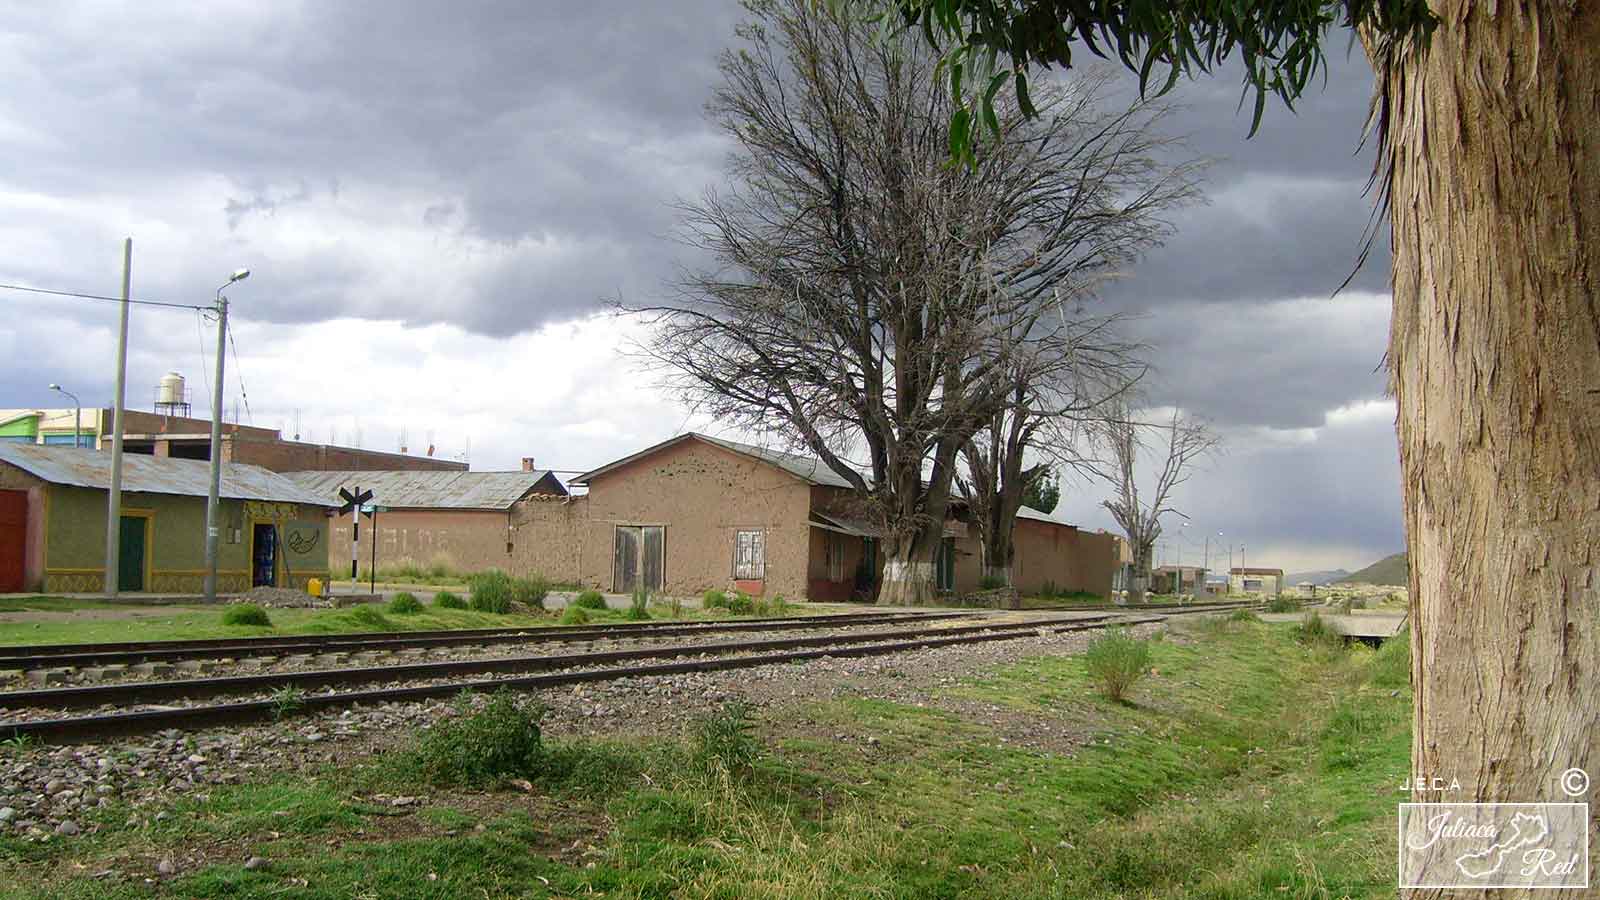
[1,622,1410,899]
[0,600,554,647]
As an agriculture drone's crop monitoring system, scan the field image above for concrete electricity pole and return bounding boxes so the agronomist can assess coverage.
[103,238,132,596]
[202,269,249,601]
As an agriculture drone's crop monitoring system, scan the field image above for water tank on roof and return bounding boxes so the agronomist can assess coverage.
[157,371,186,406]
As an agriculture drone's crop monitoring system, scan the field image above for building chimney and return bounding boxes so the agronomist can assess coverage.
[521,457,537,472]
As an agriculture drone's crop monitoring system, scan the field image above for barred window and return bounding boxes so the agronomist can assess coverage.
[734,529,765,580]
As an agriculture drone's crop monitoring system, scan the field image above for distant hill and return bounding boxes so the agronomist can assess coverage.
[1339,553,1408,586]
[1284,569,1350,586]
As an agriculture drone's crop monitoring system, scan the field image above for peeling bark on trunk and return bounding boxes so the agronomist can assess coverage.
[1373,4,1600,891]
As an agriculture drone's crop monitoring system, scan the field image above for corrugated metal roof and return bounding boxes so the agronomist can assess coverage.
[1016,505,1078,527]
[282,469,564,510]
[573,432,861,489]
[0,442,331,505]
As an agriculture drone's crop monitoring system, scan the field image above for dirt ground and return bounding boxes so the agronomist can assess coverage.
[0,605,214,624]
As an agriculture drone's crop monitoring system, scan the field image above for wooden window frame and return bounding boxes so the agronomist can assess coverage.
[733,528,765,580]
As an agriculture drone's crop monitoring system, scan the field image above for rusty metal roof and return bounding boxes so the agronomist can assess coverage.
[0,442,331,505]
[573,432,860,489]
[282,469,566,510]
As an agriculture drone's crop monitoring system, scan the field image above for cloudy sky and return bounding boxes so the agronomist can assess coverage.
[0,1,1402,573]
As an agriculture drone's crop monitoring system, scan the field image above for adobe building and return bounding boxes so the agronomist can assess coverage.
[561,433,1118,601]
[0,442,331,594]
[285,463,570,577]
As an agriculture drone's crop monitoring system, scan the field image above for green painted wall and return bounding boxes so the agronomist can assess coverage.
[0,416,39,438]
[43,486,328,575]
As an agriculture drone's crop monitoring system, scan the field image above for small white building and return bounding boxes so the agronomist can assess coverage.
[1230,566,1285,598]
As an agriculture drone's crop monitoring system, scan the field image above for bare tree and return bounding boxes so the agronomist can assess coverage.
[632,0,1195,604]
[959,314,1147,586]
[1091,405,1220,604]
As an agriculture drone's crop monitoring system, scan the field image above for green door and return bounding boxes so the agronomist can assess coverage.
[118,516,146,592]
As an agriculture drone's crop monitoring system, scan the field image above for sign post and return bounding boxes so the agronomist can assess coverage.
[337,486,374,594]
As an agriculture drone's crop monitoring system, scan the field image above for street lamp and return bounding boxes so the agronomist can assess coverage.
[203,268,250,601]
[47,384,82,448]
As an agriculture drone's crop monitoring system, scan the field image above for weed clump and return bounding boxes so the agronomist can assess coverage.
[572,590,608,611]
[705,590,755,615]
[1296,611,1345,651]
[463,570,546,613]
[343,605,396,631]
[1227,608,1261,623]
[222,603,272,627]
[624,589,651,621]
[1265,596,1302,613]
[387,592,423,614]
[1083,627,1152,703]
[432,590,466,610]
[560,605,592,626]
[405,691,546,786]
[691,700,759,774]
[510,574,549,609]
[1369,625,1411,688]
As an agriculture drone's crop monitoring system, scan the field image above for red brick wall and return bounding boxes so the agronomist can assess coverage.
[230,437,467,473]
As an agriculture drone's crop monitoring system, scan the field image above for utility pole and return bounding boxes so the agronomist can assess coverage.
[203,269,249,601]
[103,239,132,596]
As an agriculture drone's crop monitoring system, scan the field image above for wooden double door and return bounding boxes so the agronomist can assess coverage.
[613,525,664,594]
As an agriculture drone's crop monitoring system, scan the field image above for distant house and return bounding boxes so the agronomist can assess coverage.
[1230,566,1285,598]
[283,462,569,579]
[566,433,1119,601]
[1152,565,1208,595]
[0,443,331,594]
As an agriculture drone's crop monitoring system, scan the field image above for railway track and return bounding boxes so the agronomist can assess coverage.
[0,601,1256,743]
[0,610,967,672]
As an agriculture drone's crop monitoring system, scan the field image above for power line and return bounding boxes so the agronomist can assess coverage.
[225,318,254,425]
[0,282,210,311]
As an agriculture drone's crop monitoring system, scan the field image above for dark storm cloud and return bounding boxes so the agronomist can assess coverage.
[0,0,738,333]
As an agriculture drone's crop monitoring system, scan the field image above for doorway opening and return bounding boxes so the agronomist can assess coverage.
[252,523,277,587]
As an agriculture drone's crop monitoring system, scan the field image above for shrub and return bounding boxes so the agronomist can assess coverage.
[754,594,791,616]
[1083,628,1152,703]
[388,592,423,614]
[1227,608,1261,624]
[572,590,608,611]
[405,690,546,786]
[1265,596,1302,613]
[560,605,591,626]
[222,603,272,627]
[1369,625,1411,688]
[702,589,729,610]
[1296,611,1345,651]
[727,591,755,615]
[510,574,549,609]
[624,589,651,621]
[433,590,467,610]
[466,569,515,613]
[691,700,759,774]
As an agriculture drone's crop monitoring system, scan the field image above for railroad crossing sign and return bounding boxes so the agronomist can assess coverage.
[337,487,373,516]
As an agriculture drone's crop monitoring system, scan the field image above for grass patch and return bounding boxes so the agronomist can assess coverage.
[571,589,608,610]
[431,590,466,610]
[1265,595,1303,613]
[220,603,271,627]
[4,620,1412,899]
[560,606,591,626]
[403,691,549,787]
[623,589,651,621]
[387,592,423,614]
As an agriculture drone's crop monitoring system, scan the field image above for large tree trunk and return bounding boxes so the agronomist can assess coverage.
[1124,540,1151,605]
[1374,3,1599,890]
